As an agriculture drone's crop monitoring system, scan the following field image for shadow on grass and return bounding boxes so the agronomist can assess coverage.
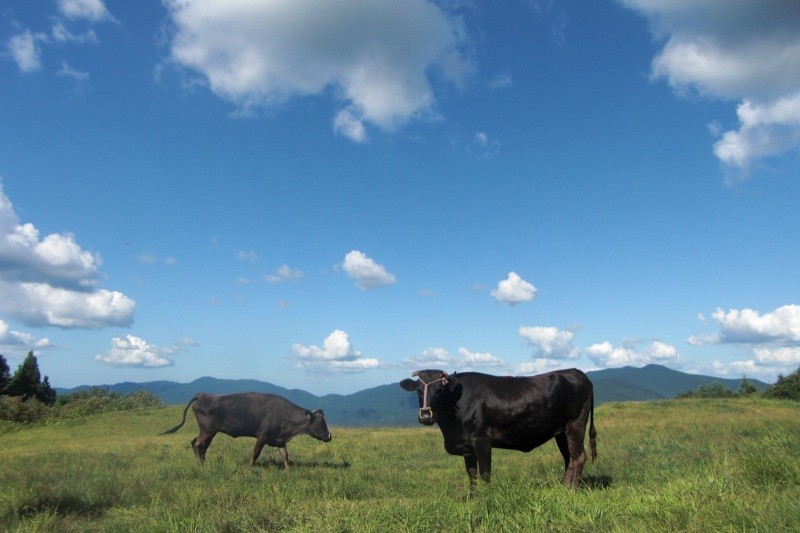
[15,494,110,519]
[255,458,352,470]
[580,474,613,489]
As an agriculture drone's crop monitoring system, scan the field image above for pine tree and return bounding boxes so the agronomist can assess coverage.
[38,375,57,406]
[4,351,43,401]
[0,354,10,393]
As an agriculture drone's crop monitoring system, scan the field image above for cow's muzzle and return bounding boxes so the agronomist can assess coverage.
[418,408,436,425]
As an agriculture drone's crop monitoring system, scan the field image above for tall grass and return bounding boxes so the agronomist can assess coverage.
[1,397,798,531]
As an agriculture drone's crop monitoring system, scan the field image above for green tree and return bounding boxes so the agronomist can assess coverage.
[4,351,57,405]
[0,354,10,393]
[736,376,758,396]
[764,366,800,401]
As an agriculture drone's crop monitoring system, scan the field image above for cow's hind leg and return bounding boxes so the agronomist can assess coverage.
[251,437,268,466]
[555,433,574,483]
[563,408,591,488]
[278,446,290,469]
[192,432,216,463]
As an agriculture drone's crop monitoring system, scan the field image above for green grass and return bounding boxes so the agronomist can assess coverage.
[1,398,798,531]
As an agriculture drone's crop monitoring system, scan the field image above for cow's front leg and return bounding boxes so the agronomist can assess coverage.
[472,438,492,483]
[464,454,478,491]
[278,446,290,469]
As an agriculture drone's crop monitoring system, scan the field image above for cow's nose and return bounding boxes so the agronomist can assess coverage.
[418,408,435,425]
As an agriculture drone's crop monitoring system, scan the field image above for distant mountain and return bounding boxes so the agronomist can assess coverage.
[56,364,768,427]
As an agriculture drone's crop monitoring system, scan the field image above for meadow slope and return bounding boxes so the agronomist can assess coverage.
[1,398,798,531]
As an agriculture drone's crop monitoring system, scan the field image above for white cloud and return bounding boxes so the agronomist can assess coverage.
[333,109,368,143]
[163,0,471,140]
[236,249,257,261]
[265,264,303,283]
[0,319,53,356]
[713,95,800,173]
[51,22,99,44]
[58,0,114,23]
[688,304,800,379]
[488,72,513,90]
[519,326,579,359]
[341,250,396,290]
[94,335,176,368]
[585,340,679,368]
[402,347,455,368]
[492,272,537,305]
[458,347,504,369]
[291,329,379,374]
[0,181,135,328]
[57,61,90,81]
[515,359,564,376]
[621,0,800,173]
[7,31,45,73]
[690,305,800,345]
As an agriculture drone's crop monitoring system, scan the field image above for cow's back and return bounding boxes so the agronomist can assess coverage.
[193,392,300,438]
[453,369,592,451]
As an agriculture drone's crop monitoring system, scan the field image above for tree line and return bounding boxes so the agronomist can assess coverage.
[676,369,800,401]
[1,352,161,425]
[0,351,56,405]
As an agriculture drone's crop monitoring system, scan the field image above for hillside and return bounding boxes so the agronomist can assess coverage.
[57,364,767,426]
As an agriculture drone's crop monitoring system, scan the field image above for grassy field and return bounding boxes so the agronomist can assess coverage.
[1,397,798,532]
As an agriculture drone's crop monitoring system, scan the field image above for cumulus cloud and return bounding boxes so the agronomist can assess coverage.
[291,329,379,374]
[403,346,505,372]
[402,347,455,368]
[518,326,579,359]
[514,359,565,376]
[94,335,178,368]
[585,340,679,368]
[458,347,504,369]
[163,0,471,140]
[688,305,800,345]
[492,272,537,305]
[0,181,135,328]
[688,304,800,379]
[0,319,53,357]
[265,264,303,283]
[621,0,800,174]
[341,250,396,290]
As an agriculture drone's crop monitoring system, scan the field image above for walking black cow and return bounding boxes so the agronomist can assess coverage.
[159,392,332,467]
[400,369,596,488]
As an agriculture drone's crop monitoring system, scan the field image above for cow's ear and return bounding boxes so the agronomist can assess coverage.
[305,410,313,421]
[400,378,417,391]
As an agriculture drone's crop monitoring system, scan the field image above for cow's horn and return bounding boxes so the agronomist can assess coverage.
[411,370,421,377]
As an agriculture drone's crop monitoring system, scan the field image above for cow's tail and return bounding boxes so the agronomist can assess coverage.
[588,390,597,462]
[158,393,201,435]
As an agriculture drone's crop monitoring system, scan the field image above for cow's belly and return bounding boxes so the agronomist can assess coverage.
[491,424,557,452]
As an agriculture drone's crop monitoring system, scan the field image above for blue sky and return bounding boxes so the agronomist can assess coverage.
[1,0,799,395]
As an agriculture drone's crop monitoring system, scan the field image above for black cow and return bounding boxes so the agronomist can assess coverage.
[400,368,596,488]
[159,392,332,467]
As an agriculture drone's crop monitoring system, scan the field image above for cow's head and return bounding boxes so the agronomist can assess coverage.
[399,369,450,426]
[306,409,332,442]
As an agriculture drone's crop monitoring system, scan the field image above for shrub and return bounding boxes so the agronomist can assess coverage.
[0,395,51,423]
[763,366,800,401]
[55,388,163,418]
[677,381,734,399]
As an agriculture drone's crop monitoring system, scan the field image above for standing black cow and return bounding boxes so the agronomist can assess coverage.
[159,392,332,467]
[400,368,596,488]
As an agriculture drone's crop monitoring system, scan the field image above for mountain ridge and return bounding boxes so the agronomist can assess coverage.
[56,364,768,427]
